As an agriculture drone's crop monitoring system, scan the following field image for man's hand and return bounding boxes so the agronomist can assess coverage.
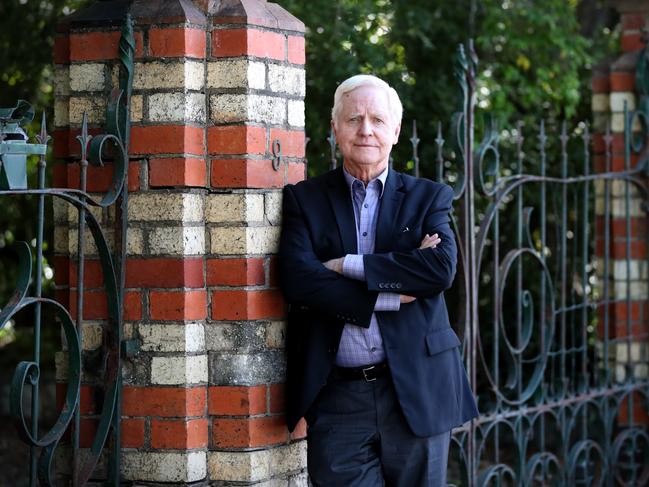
[419,233,441,249]
[322,257,344,274]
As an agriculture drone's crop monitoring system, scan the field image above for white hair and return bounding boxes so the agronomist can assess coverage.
[331,74,403,126]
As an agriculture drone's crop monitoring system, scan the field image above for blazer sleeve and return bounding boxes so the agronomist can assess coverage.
[278,184,379,328]
[363,184,457,298]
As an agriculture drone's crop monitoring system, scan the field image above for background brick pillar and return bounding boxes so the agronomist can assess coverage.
[593,0,649,425]
[54,0,306,483]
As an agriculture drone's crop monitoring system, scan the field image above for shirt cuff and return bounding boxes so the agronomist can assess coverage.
[342,254,365,280]
[374,292,401,311]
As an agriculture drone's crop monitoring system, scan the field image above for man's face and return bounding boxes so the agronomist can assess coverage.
[333,85,401,173]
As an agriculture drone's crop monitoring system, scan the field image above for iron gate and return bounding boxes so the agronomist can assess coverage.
[0,16,134,486]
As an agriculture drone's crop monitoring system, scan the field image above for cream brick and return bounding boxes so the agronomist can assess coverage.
[122,451,206,482]
[148,92,206,123]
[53,197,68,224]
[210,94,286,124]
[268,65,305,97]
[264,191,283,226]
[612,259,648,280]
[148,226,205,255]
[54,66,70,96]
[69,97,107,124]
[610,92,636,112]
[635,363,649,379]
[127,228,145,255]
[54,99,69,127]
[615,364,626,383]
[150,354,208,385]
[592,112,608,133]
[207,193,264,223]
[270,442,307,476]
[210,226,280,255]
[591,94,609,113]
[133,60,204,90]
[207,59,265,89]
[68,228,115,256]
[139,322,205,353]
[67,202,104,226]
[55,351,68,381]
[208,450,270,482]
[611,112,643,133]
[128,193,204,222]
[288,100,305,127]
[613,280,648,299]
[130,94,143,123]
[81,322,103,351]
[266,320,286,348]
[54,226,69,253]
[70,63,105,92]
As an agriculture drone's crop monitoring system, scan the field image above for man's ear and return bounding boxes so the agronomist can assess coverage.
[392,122,401,145]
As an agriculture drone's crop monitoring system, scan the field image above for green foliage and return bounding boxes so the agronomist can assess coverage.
[281,0,616,178]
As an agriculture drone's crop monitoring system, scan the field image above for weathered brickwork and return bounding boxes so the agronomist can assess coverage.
[592,3,649,424]
[54,0,307,483]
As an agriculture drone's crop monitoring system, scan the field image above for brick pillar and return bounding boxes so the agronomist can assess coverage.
[593,0,649,425]
[54,0,306,483]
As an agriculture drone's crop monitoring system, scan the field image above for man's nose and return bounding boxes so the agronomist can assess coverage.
[358,117,373,136]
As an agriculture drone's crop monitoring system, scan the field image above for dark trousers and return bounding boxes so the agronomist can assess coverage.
[306,371,450,487]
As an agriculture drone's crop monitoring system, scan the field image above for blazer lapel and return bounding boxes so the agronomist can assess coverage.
[325,168,357,254]
[375,170,404,252]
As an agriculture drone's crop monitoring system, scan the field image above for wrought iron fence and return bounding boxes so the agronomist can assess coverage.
[0,16,134,486]
[307,43,649,486]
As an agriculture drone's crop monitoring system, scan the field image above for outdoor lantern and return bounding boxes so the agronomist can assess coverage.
[0,101,46,190]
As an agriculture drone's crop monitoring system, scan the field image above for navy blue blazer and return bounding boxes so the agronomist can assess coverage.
[279,167,479,437]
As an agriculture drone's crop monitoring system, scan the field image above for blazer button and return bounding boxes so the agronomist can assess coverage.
[396,283,402,289]
[378,283,384,289]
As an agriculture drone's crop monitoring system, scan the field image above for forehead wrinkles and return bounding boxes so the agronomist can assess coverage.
[341,90,391,119]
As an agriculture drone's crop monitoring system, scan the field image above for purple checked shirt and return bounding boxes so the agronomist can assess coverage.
[335,166,400,367]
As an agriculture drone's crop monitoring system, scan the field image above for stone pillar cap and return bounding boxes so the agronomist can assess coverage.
[210,0,305,32]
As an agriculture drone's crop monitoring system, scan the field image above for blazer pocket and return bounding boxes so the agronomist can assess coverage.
[425,328,461,356]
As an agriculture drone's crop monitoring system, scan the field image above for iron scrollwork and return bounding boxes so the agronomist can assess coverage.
[0,15,134,486]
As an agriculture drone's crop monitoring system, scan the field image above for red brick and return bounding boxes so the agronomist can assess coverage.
[53,255,70,286]
[591,74,609,94]
[70,259,104,289]
[121,418,145,448]
[622,13,647,31]
[131,125,204,156]
[618,392,649,425]
[207,125,266,155]
[610,301,649,322]
[211,416,288,448]
[287,161,306,184]
[150,290,208,320]
[151,418,208,449]
[210,158,283,189]
[149,157,207,187]
[122,386,206,417]
[85,159,146,191]
[621,32,645,52]
[610,72,636,92]
[69,289,107,320]
[268,256,279,287]
[208,385,267,416]
[206,258,265,286]
[211,289,284,320]
[290,417,307,440]
[269,128,305,158]
[53,162,68,187]
[53,129,70,159]
[288,35,305,64]
[56,384,95,414]
[55,288,70,308]
[79,418,98,448]
[53,35,70,64]
[54,127,110,159]
[70,31,144,61]
[211,28,285,60]
[269,383,285,414]
[124,291,143,321]
[126,258,204,288]
[149,27,206,58]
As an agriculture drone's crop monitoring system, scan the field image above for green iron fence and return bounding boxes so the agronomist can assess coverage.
[0,16,134,486]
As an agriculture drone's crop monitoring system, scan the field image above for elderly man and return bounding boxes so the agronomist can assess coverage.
[279,74,478,486]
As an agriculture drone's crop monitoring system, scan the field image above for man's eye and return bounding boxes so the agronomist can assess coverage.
[374,118,384,124]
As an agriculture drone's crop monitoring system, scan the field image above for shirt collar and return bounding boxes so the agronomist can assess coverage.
[342,164,389,198]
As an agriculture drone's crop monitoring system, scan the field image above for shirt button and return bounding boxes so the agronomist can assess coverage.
[364,204,368,208]
[370,347,376,352]
[362,232,367,237]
